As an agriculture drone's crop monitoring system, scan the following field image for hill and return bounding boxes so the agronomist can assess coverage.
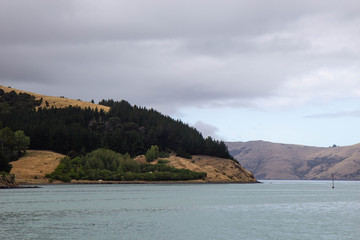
[227,141,360,180]
[1,85,256,183]
[0,85,233,159]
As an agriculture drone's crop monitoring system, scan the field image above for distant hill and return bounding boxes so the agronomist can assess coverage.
[227,141,360,180]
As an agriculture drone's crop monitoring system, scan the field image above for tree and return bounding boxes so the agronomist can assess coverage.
[145,145,159,162]
[14,130,30,156]
[0,127,15,152]
[0,127,31,172]
[0,152,12,173]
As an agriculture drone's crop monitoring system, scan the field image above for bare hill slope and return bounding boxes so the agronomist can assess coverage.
[10,150,65,184]
[168,155,256,182]
[227,141,360,180]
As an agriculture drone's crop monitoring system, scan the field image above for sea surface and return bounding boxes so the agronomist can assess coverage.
[1,180,359,240]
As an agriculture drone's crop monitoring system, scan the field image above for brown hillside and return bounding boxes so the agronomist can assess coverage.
[227,141,360,180]
[10,150,65,184]
[167,155,256,182]
[0,85,110,112]
[135,154,257,183]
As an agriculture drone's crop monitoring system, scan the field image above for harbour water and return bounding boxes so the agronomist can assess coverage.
[1,180,359,240]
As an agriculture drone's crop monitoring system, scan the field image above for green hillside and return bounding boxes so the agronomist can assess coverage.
[0,88,232,160]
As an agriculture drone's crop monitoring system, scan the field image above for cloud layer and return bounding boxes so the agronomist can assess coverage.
[1,0,360,114]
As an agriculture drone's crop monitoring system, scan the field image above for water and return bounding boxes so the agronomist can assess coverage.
[1,181,359,240]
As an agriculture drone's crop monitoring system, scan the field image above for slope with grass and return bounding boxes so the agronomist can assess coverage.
[136,154,257,182]
[10,150,65,184]
[0,85,110,112]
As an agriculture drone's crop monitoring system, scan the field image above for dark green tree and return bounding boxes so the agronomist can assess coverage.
[14,130,30,156]
[0,152,12,173]
[0,127,15,152]
[145,145,159,162]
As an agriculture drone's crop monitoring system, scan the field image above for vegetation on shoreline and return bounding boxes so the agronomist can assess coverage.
[0,172,17,188]
[46,148,207,182]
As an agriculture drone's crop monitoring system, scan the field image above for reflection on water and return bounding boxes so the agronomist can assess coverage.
[1,181,360,240]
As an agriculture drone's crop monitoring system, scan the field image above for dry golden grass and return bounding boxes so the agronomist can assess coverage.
[167,155,257,182]
[135,154,257,182]
[10,150,65,184]
[0,85,110,112]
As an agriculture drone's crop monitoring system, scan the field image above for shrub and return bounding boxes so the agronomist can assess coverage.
[157,159,170,164]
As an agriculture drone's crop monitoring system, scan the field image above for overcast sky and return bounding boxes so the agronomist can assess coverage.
[1,0,360,147]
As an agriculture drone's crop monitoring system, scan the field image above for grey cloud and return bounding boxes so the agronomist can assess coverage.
[1,0,353,44]
[193,121,221,140]
[1,0,360,114]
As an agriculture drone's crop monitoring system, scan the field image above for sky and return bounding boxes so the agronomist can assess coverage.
[1,0,360,147]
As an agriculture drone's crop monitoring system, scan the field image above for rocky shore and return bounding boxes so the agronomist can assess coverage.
[0,173,18,188]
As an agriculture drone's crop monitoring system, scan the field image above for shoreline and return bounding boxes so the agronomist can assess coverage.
[15,179,260,186]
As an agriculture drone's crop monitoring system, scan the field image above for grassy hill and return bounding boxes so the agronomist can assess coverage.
[227,141,360,180]
[0,85,110,112]
[1,85,233,159]
[10,150,65,184]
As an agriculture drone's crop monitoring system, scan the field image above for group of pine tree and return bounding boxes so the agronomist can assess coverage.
[0,89,233,181]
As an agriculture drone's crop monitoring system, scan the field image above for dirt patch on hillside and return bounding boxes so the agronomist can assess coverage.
[10,150,65,184]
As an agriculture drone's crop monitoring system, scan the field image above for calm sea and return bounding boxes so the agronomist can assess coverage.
[1,181,359,240]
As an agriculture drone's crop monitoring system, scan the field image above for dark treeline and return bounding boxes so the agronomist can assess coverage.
[0,90,233,159]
